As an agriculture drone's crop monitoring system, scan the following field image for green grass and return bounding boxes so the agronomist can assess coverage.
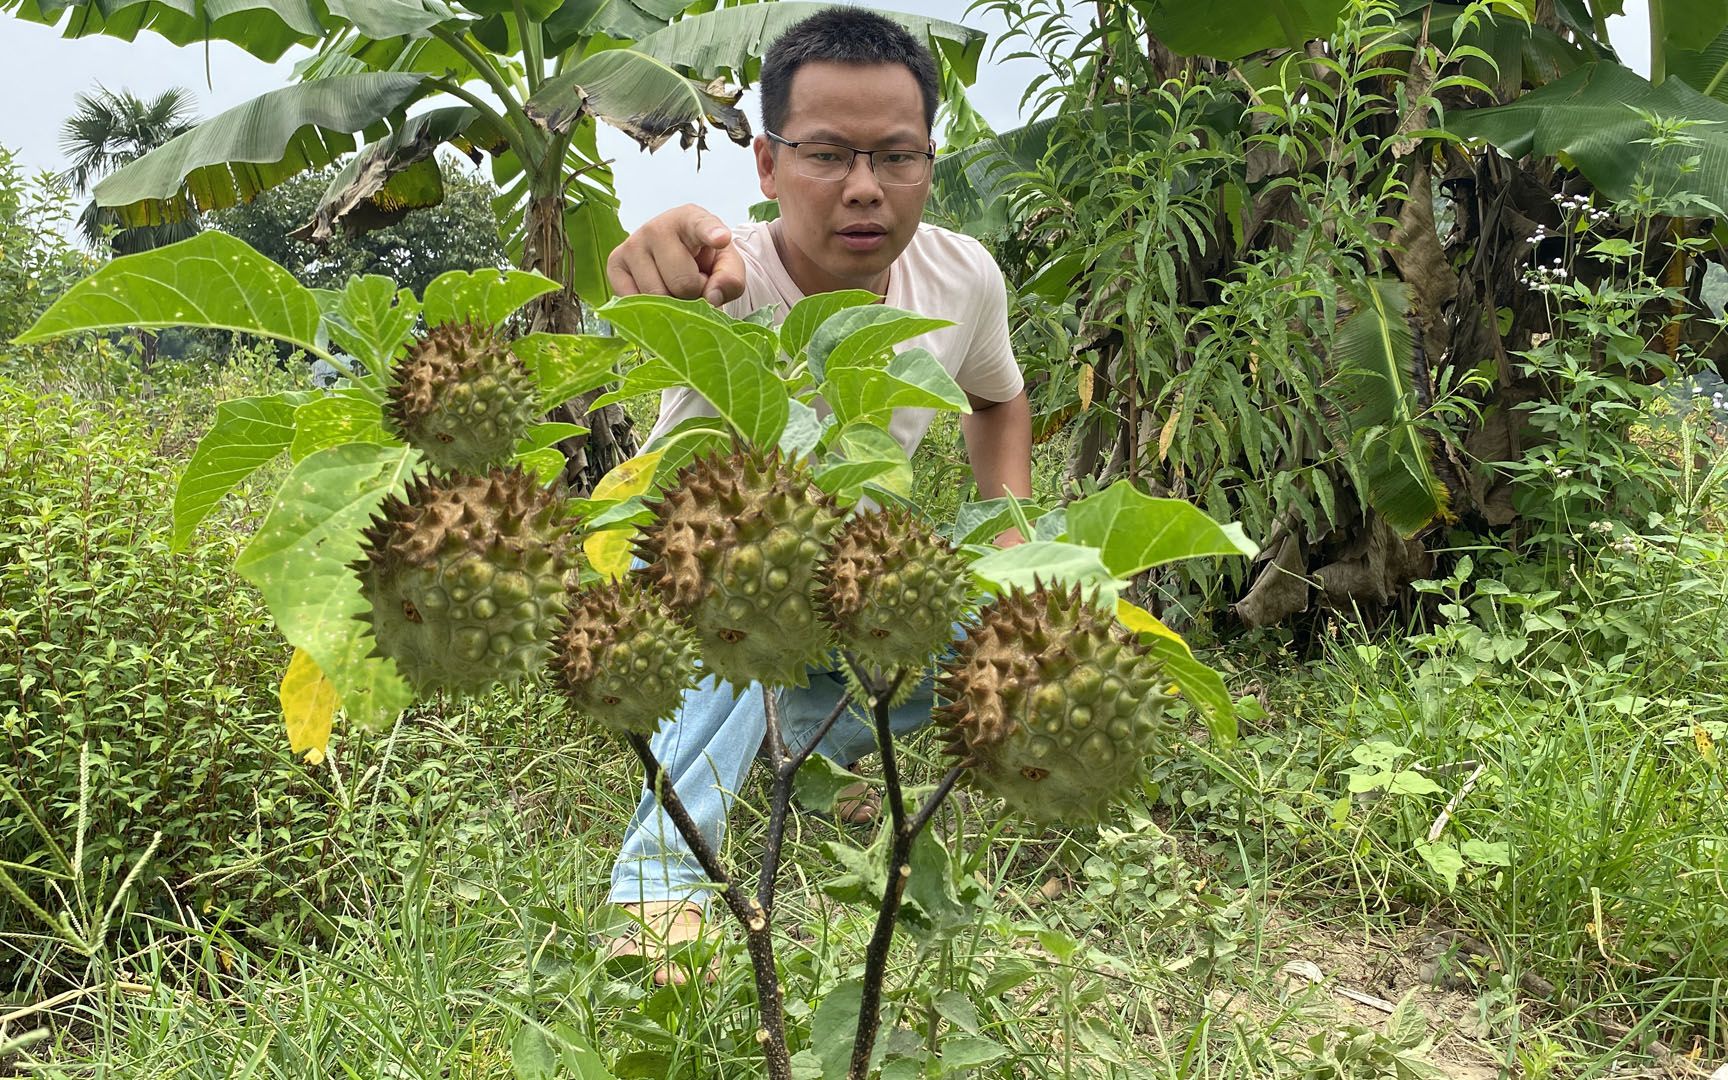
[6,345,1728,1078]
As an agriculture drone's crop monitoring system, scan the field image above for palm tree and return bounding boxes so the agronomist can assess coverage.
[59,86,200,257]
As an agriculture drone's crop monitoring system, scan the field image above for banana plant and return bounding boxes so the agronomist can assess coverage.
[5,0,983,491]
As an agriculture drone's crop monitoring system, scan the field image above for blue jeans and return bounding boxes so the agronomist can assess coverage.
[607,667,937,910]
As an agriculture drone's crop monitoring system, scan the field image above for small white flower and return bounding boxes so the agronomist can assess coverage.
[1557,467,1574,479]
[1590,519,1614,534]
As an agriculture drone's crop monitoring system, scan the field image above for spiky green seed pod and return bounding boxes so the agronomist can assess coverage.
[634,447,843,688]
[384,322,539,473]
[819,508,972,674]
[555,576,700,736]
[936,583,1173,825]
[353,466,573,695]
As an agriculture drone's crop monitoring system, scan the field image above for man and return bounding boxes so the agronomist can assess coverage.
[603,7,1032,984]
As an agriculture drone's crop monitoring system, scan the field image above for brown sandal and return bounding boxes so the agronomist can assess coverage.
[599,901,713,986]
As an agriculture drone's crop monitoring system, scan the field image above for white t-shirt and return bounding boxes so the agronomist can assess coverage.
[644,221,1024,456]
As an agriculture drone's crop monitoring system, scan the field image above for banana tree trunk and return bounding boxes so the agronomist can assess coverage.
[522,192,637,495]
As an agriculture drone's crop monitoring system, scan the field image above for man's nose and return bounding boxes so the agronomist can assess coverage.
[841,152,885,205]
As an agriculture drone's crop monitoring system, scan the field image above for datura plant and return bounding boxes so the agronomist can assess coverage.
[14,232,1257,1080]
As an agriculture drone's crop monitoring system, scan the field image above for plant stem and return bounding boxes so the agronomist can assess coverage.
[760,692,854,911]
[846,662,966,1080]
[624,734,792,1080]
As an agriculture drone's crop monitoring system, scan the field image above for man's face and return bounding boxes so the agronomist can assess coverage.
[755,60,931,296]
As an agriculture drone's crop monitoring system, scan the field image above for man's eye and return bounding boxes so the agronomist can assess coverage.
[806,150,844,163]
[880,153,921,166]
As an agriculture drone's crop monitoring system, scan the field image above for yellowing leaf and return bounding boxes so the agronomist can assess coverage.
[584,449,664,579]
[1115,599,1191,655]
[1078,362,1094,411]
[1117,600,1188,694]
[279,649,337,765]
[1696,723,1718,766]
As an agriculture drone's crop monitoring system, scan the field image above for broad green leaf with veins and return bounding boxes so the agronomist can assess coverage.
[290,393,392,462]
[782,289,880,359]
[171,391,312,552]
[513,333,631,410]
[822,347,970,427]
[600,294,790,446]
[15,232,321,351]
[421,268,561,329]
[324,275,420,376]
[1066,482,1260,577]
[234,443,419,729]
[806,306,953,380]
[970,542,1123,603]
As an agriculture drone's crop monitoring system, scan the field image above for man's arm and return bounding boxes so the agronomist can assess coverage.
[960,389,1033,547]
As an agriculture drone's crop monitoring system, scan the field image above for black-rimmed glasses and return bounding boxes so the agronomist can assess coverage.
[765,131,935,186]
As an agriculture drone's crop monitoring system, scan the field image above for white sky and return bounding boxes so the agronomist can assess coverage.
[0,0,1045,232]
[0,1,1653,235]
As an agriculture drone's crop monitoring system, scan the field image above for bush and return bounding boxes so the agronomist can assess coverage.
[0,351,336,990]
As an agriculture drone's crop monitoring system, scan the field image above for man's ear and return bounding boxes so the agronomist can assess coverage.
[754,134,778,200]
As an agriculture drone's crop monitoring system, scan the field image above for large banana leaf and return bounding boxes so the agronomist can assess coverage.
[1141,0,1350,60]
[324,0,460,39]
[1668,24,1728,103]
[296,106,502,242]
[93,73,431,226]
[1332,279,1450,539]
[633,3,984,85]
[1393,4,1593,100]
[524,48,751,151]
[4,0,320,61]
[1446,62,1728,217]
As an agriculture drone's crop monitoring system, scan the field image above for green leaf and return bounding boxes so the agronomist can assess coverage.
[1065,482,1258,578]
[600,294,789,446]
[564,198,630,309]
[807,306,952,382]
[1447,62,1728,217]
[233,443,418,729]
[524,48,751,152]
[940,1036,1008,1069]
[947,498,1053,546]
[811,980,873,1080]
[1332,279,1451,539]
[1142,636,1237,745]
[793,754,866,814]
[782,289,879,359]
[815,425,913,503]
[16,232,322,351]
[90,73,431,225]
[326,0,460,40]
[290,392,392,461]
[823,347,970,428]
[421,269,561,329]
[324,275,419,376]
[969,542,1123,603]
[778,399,828,459]
[634,3,984,84]
[1415,840,1465,891]
[5,0,321,62]
[1669,23,1728,104]
[512,1023,558,1080]
[171,391,312,552]
[513,333,631,410]
[590,357,682,410]
[1460,839,1512,866]
[1142,0,1350,59]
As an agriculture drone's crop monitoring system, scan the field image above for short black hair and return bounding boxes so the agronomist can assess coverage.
[759,7,940,139]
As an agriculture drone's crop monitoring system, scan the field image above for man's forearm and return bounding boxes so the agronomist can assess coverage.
[961,390,1033,544]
